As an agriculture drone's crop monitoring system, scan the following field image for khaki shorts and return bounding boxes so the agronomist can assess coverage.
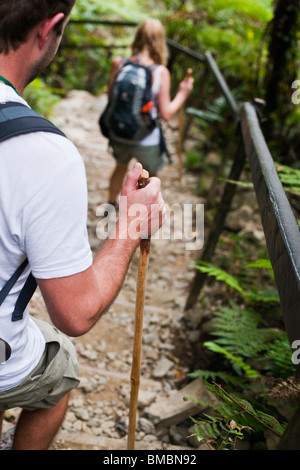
[110,140,167,175]
[0,318,79,411]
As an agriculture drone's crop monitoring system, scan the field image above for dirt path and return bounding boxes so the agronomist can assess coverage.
[3,90,207,451]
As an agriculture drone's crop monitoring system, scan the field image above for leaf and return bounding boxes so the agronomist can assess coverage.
[220,178,253,188]
[194,261,244,294]
[245,258,274,279]
[203,341,260,378]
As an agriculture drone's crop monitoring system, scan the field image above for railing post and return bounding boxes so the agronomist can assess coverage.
[185,130,246,310]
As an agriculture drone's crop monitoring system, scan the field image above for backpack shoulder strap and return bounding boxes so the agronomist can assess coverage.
[0,258,29,308]
[0,258,37,322]
[0,101,65,142]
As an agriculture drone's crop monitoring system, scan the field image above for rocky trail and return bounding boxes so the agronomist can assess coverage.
[2,90,262,451]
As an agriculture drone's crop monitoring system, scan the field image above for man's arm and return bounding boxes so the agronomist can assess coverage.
[36,163,165,337]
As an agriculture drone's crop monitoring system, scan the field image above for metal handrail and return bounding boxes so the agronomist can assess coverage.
[185,46,300,383]
[240,102,300,377]
[204,51,239,116]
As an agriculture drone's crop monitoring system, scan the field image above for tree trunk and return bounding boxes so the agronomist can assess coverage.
[263,0,300,153]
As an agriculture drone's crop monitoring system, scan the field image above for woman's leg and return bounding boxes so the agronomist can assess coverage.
[108,161,129,204]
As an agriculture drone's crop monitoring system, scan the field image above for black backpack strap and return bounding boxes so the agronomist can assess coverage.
[0,101,65,142]
[0,258,37,322]
[0,258,29,307]
[11,272,37,322]
[0,101,65,321]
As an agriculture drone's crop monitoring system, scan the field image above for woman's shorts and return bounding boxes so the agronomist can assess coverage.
[110,139,167,175]
[0,318,79,411]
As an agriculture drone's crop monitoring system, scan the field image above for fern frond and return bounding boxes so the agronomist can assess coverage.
[245,258,274,279]
[276,163,300,195]
[194,261,244,293]
[205,301,294,377]
[190,380,284,449]
[210,302,266,358]
[188,368,248,387]
[263,332,296,377]
[204,341,260,378]
[246,288,279,304]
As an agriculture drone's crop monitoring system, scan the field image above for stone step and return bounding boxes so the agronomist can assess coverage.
[52,430,193,451]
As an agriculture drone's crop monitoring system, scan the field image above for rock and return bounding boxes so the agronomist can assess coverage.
[75,408,90,421]
[78,376,98,393]
[152,357,174,378]
[138,390,157,408]
[169,424,188,445]
[188,330,201,344]
[139,417,156,434]
[146,379,219,428]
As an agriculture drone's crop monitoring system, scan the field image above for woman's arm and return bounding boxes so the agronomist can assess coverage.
[157,66,194,121]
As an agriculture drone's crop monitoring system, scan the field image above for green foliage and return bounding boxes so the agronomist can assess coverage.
[23,78,61,118]
[212,302,293,376]
[245,259,274,280]
[190,298,294,385]
[46,0,149,95]
[210,0,273,22]
[276,163,300,196]
[194,261,245,294]
[193,259,279,304]
[164,0,274,96]
[189,369,247,387]
[204,341,260,378]
[72,0,147,22]
[39,0,277,100]
[189,380,284,450]
[189,252,294,448]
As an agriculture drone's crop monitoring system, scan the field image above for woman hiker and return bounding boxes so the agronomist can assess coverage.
[105,18,194,211]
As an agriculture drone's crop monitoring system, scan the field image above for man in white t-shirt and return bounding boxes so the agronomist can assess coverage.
[0,1,165,450]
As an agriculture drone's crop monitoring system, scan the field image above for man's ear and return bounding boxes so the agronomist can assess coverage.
[38,13,65,48]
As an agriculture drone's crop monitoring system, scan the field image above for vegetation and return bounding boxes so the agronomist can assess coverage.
[24,0,300,450]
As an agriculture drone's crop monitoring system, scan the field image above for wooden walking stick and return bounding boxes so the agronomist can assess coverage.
[127,169,151,450]
[178,68,193,182]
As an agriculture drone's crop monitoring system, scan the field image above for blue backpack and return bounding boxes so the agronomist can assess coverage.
[99,60,157,142]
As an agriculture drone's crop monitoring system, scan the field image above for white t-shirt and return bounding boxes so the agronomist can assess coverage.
[0,84,93,391]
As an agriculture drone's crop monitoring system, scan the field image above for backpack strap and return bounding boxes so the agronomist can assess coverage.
[0,101,66,321]
[0,101,65,142]
[11,271,37,322]
[0,258,29,308]
[0,258,37,322]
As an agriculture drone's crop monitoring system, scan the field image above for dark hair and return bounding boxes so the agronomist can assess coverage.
[0,0,76,54]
